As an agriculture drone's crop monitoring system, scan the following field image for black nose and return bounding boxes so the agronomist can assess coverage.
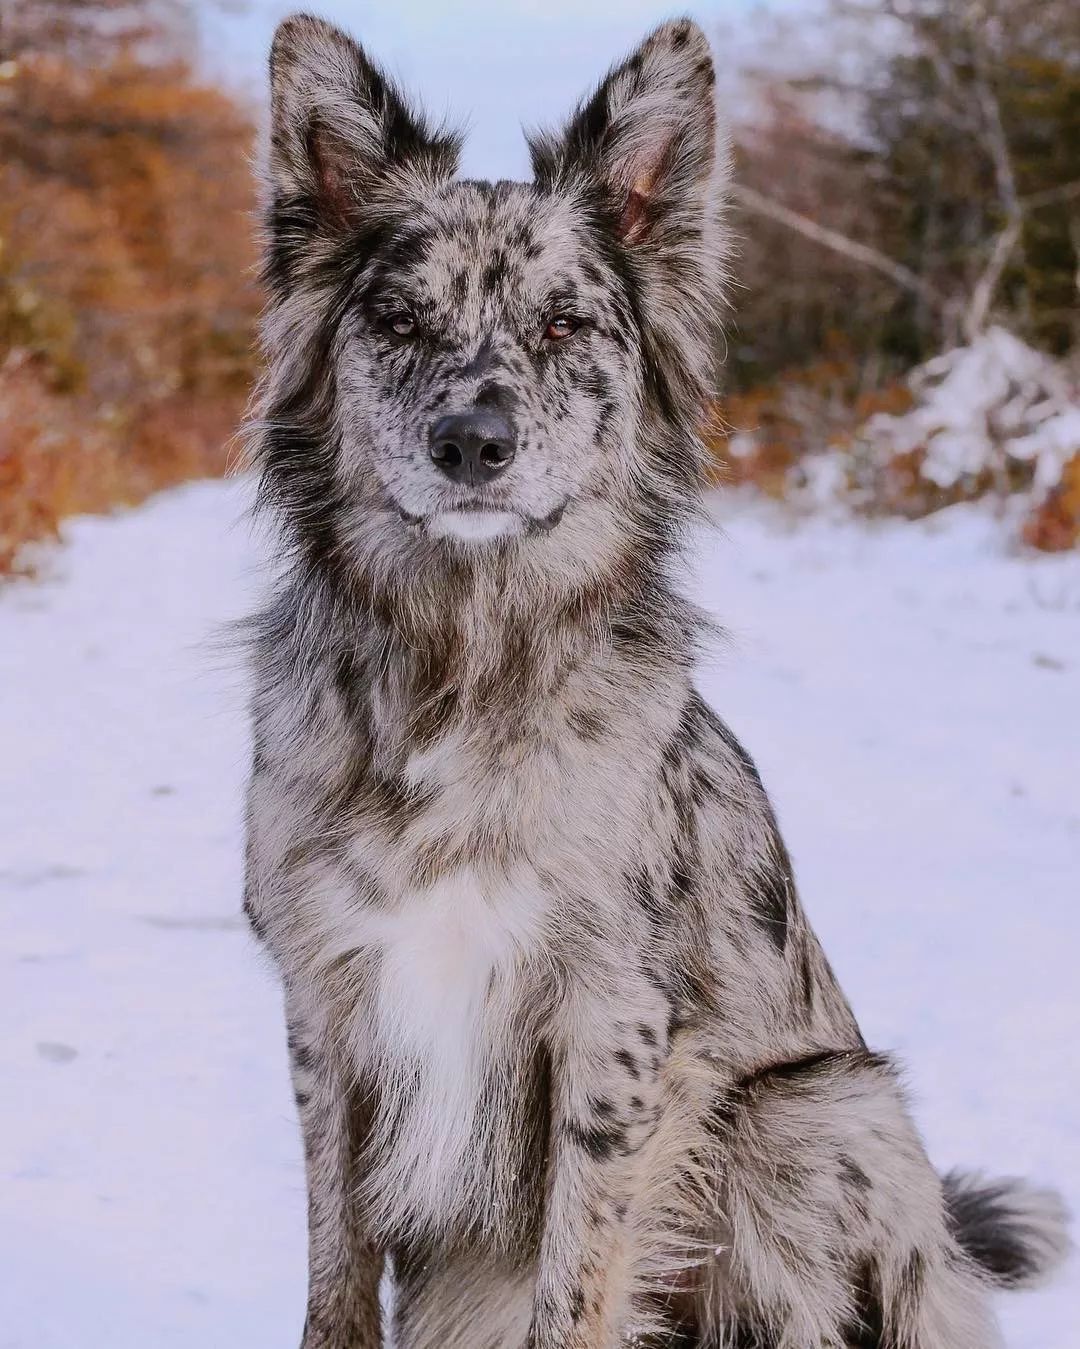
[429,411,516,486]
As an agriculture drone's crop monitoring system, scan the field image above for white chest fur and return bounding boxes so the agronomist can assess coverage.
[349,866,548,1239]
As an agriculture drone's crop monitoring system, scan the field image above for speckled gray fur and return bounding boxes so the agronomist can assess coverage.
[242,14,1069,1347]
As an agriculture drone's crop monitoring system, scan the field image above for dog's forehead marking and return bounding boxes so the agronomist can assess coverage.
[397,182,595,326]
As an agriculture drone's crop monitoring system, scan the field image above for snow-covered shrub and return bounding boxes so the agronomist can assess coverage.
[862,328,1079,493]
[712,329,1080,549]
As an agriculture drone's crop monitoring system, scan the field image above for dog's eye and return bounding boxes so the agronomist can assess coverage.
[379,312,417,338]
[543,315,580,341]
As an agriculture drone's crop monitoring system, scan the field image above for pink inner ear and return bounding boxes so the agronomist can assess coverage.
[619,187,650,241]
[308,121,362,227]
[612,93,716,244]
[617,147,667,243]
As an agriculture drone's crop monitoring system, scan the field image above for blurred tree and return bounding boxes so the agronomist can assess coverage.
[0,0,258,569]
[860,0,1080,354]
[727,0,1080,389]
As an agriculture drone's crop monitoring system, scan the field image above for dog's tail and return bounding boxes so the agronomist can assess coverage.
[943,1168,1071,1289]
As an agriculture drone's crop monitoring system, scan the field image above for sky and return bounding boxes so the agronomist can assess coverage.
[199,0,788,181]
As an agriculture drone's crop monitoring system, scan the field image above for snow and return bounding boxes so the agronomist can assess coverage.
[863,326,1080,494]
[2,478,1077,1347]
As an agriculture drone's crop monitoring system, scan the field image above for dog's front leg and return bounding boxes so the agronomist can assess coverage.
[529,997,670,1349]
[286,1002,384,1349]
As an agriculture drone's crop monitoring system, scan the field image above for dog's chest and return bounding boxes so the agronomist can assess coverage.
[344,866,549,1241]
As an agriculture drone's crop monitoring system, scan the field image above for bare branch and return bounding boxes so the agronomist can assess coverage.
[1020,179,1080,211]
[963,5,1026,336]
[1070,218,1080,303]
[729,182,949,312]
[963,218,1022,339]
[972,68,1021,219]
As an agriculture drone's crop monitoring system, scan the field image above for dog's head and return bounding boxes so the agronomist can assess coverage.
[257,14,729,591]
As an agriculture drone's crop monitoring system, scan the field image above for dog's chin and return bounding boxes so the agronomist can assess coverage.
[391,500,568,545]
[428,509,524,544]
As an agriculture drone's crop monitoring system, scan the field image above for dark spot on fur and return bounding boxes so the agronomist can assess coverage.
[898,1248,926,1307]
[844,1258,885,1348]
[630,868,665,929]
[568,706,605,742]
[288,1035,315,1073]
[709,1090,739,1133]
[482,250,509,293]
[797,943,816,1012]
[741,1047,891,1096]
[690,766,717,804]
[839,1154,873,1193]
[564,1117,627,1161]
[614,1047,640,1080]
[749,839,793,954]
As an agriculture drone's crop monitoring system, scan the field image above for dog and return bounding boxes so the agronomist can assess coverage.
[242,14,1068,1346]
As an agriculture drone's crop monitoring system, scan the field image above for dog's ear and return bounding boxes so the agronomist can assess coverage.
[530,19,725,248]
[265,15,459,264]
[531,20,730,416]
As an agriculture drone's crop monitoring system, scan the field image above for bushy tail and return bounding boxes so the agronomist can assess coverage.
[943,1168,1071,1289]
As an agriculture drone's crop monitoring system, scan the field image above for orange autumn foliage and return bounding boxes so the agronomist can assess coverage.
[706,353,915,499]
[0,4,259,573]
[1023,454,1080,553]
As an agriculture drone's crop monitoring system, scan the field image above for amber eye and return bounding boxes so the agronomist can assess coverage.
[380,312,417,338]
[544,314,580,341]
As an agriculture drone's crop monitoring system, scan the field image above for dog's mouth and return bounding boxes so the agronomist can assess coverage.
[391,499,568,542]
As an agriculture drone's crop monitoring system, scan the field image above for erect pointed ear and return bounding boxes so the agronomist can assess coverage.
[530,18,724,246]
[265,15,460,263]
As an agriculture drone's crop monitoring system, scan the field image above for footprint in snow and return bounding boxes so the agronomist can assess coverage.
[1032,652,1066,671]
[37,1041,78,1064]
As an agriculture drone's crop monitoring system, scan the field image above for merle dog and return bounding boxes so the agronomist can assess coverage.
[242,14,1068,1346]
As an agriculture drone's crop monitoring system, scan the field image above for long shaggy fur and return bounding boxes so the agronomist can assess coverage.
[242,13,1068,1347]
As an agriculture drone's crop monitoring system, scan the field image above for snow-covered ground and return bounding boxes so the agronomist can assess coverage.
[2,479,1077,1347]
